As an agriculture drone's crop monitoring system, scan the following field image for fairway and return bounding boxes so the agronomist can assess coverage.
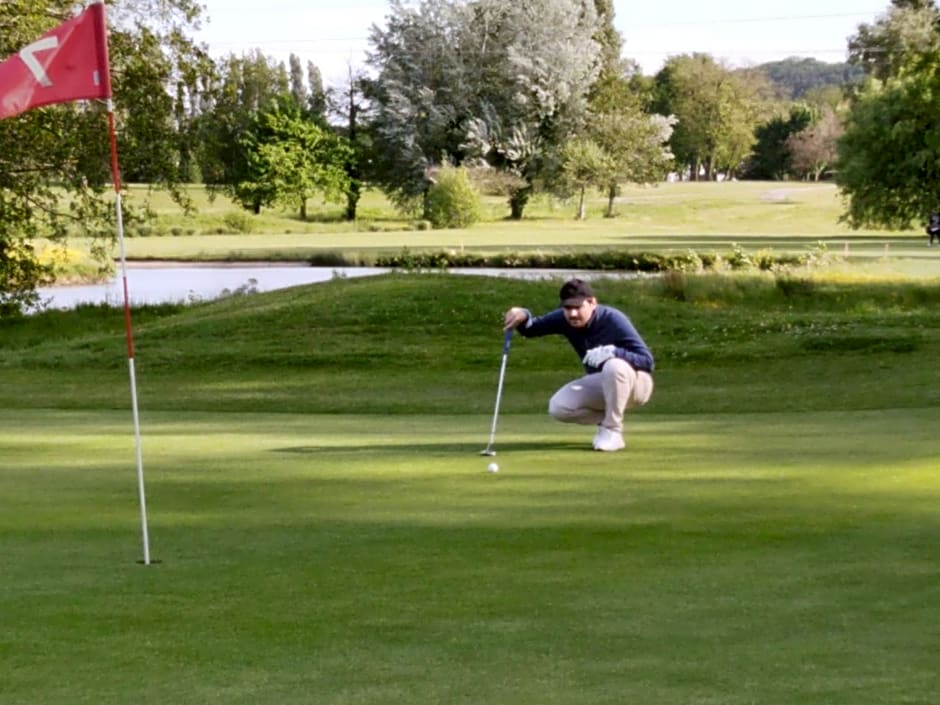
[2,406,939,705]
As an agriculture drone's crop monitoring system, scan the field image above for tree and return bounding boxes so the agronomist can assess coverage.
[289,54,308,110]
[713,69,774,179]
[237,107,351,219]
[787,107,843,181]
[196,51,291,211]
[836,1,940,228]
[801,84,848,112]
[589,112,675,217]
[328,65,371,221]
[556,137,610,219]
[578,13,673,216]
[306,61,327,123]
[366,0,602,219]
[742,105,813,180]
[757,57,864,99]
[0,0,207,315]
[848,1,940,81]
[653,55,770,180]
[836,57,940,228]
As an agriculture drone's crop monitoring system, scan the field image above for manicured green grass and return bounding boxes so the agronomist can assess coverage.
[1,407,938,704]
[2,274,940,704]
[131,180,916,236]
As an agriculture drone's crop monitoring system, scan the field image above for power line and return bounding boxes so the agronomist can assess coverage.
[195,9,882,66]
[202,37,856,56]
[623,11,882,29]
[197,9,885,44]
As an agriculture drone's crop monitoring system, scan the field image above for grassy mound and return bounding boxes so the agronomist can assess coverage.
[2,272,939,414]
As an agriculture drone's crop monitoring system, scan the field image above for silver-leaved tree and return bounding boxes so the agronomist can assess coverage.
[364,0,602,220]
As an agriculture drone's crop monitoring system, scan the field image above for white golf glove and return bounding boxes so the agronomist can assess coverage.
[582,344,616,368]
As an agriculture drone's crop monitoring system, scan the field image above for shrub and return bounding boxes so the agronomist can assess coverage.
[661,270,687,301]
[0,241,53,316]
[374,246,835,275]
[222,211,254,234]
[463,165,527,197]
[424,166,481,229]
[776,275,815,298]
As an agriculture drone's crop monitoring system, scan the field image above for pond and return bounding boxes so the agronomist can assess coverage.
[37,264,390,309]
[36,264,636,310]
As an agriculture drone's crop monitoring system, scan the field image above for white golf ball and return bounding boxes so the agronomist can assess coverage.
[487,462,499,473]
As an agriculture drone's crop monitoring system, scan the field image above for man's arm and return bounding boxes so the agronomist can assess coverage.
[600,308,655,372]
[504,307,568,338]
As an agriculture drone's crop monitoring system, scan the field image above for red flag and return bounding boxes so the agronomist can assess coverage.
[0,2,112,120]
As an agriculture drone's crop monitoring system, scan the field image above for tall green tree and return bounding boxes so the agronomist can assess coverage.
[848,0,940,80]
[237,107,351,220]
[196,51,291,211]
[742,105,813,180]
[589,112,675,217]
[328,66,370,221]
[653,55,771,180]
[837,0,940,227]
[306,61,327,123]
[289,54,308,110]
[0,0,207,314]
[836,56,940,228]
[556,137,610,220]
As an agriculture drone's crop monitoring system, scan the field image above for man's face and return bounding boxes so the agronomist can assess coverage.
[562,298,596,328]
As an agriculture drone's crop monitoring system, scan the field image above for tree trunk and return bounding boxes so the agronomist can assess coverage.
[606,184,616,218]
[509,184,532,220]
[345,180,361,221]
[300,198,307,221]
[576,186,586,220]
[345,78,361,221]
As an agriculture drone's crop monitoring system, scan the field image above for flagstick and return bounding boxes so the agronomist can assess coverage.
[105,104,151,566]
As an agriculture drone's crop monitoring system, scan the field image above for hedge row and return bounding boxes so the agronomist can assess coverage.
[374,245,828,273]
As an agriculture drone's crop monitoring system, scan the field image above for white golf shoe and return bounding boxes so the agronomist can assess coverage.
[592,426,625,452]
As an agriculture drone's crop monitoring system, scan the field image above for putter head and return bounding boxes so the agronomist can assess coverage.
[480,449,496,456]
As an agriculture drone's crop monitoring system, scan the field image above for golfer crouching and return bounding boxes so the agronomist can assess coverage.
[503,278,654,452]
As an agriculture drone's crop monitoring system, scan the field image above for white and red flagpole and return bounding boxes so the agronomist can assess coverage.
[0,0,152,564]
[91,0,152,566]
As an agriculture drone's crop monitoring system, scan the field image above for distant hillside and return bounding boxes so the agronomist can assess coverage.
[756,57,865,98]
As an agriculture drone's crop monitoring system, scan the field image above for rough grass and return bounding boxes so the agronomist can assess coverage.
[3,273,939,414]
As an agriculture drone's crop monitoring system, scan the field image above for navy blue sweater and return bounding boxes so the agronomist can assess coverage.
[518,304,654,374]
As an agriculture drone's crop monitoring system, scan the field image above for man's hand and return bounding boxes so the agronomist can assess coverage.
[503,307,528,330]
[583,344,616,368]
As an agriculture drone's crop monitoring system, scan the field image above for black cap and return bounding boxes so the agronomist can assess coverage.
[559,278,594,306]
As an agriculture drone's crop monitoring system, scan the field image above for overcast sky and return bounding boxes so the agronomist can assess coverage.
[193,0,890,85]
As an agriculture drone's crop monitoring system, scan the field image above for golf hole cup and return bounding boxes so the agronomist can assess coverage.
[487,462,499,473]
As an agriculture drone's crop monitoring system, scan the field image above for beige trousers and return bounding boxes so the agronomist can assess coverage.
[547,359,653,433]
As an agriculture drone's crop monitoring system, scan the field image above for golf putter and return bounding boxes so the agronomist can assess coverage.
[480,328,513,456]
